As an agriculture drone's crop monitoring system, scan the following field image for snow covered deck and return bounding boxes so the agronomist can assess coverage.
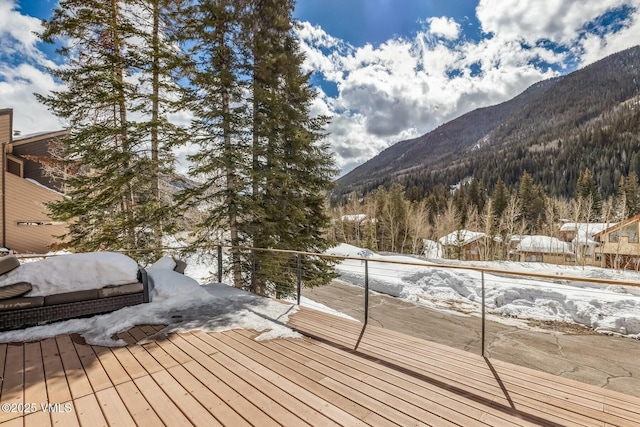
[2,309,640,427]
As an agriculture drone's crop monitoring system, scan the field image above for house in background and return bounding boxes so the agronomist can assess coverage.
[593,215,640,270]
[516,235,576,264]
[439,229,487,261]
[559,222,615,266]
[1,108,68,253]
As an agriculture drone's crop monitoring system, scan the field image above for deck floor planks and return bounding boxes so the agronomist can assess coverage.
[291,309,622,426]
[71,337,113,393]
[73,393,108,427]
[167,364,252,427]
[150,370,223,427]
[2,312,640,427]
[24,409,51,427]
[40,338,72,406]
[91,347,131,387]
[104,345,147,381]
[127,327,178,370]
[215,330,375,427]
[0,344,23,424]
[114,331,164,375]
[290,307,640,427]
[54,335,94,400]
[23,341,50,427]
[277,334,533,427]
[296,307,634,416]
[132,375,193,426]
[322,309,640,426]
[230,329,399,427]
[113,381,163,427]
[49,402,80,427]
[0,344,7,401]
[94,387,137,427]
[281,331,550,427]
[194,331,349,427]
[154,331,306,427]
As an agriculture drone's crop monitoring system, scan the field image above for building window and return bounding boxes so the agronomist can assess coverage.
[16,221,65,226]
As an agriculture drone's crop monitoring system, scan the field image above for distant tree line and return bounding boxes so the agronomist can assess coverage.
[330,166,640,258]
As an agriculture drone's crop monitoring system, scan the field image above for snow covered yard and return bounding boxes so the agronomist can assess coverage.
[0,254,301,346]
[327,244,640,338]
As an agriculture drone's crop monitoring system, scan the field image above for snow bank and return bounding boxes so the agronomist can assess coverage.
[326,244,640,338]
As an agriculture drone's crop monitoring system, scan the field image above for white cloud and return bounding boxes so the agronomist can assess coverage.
[476,0,631,44]
[297,25,562,175]
[0,63,65,133]
[0,0,42,58]
[578,5,640,66]
[427,17,461,40]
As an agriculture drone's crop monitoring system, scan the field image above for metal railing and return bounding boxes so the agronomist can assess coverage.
[16,244,640,359]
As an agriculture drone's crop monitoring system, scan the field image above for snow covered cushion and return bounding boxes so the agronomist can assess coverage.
[0,252,139,296]
[0,282,32,300]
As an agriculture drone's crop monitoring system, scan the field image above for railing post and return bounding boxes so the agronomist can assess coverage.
[296,254,302,305]
[217,245,223,284]
[481,270,486,357]
[364,259,369,325]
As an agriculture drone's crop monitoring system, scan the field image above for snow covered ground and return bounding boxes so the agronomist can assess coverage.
[327,244,640,338]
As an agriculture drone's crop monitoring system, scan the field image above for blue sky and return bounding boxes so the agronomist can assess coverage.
[2,0,640,176]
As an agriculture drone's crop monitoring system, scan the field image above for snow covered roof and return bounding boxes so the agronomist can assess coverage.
[340,214,367,223]
[516,235,574,255]
[439,230,486,246]
[593,214,640,238]
[560,223,615,245]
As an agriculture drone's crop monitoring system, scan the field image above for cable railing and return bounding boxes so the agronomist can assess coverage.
[14,244,640,359]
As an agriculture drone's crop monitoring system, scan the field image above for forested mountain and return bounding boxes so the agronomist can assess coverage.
[333,45,640,202]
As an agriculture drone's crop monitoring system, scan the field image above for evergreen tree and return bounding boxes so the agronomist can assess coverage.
[518,170,546,232]
[576,168,602,219]
[491,178,509,223]
[180,0,337,296]
[179,0,250,287]
[38,0,154,252]
[244,0,337,296]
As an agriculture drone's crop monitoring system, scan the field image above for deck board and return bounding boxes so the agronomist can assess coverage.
[1,308,639,427]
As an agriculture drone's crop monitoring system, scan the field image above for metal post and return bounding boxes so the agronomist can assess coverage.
[217,245,223,284]
[481,271,486,357]
[364,259,369,325]
[296,254,302,305]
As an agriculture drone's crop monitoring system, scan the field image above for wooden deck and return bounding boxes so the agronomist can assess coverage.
[0,307,638,426]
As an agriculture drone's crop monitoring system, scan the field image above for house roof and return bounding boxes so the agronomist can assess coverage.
[560,222,616,245]
[10,130,67,148]
[516,235,574,255]
[439,230,486,246]
[593,214,640,238]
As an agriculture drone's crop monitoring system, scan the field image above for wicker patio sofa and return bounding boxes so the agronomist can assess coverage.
[0,262,151,332]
